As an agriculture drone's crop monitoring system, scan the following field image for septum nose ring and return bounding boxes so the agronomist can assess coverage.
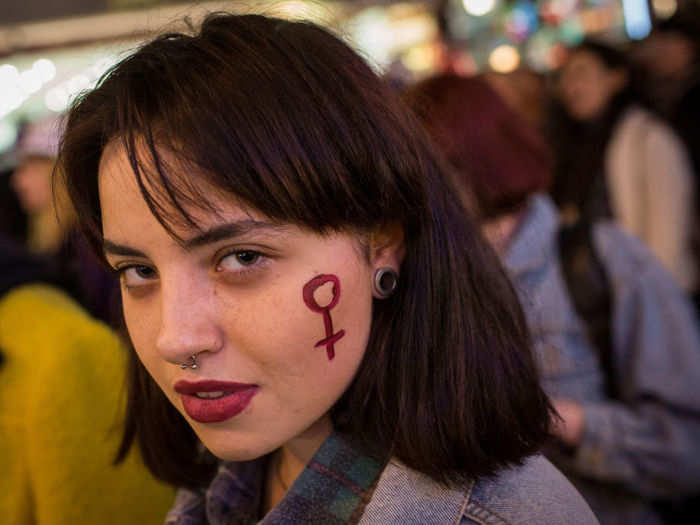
[180,354,198,370]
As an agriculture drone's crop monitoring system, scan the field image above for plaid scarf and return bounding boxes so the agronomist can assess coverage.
[165,433,386,525]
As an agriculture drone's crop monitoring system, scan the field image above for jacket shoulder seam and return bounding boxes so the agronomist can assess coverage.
[461,482,511,525]
[454,479,473,524]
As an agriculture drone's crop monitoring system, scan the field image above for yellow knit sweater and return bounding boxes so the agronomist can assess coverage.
[0,284,175,524]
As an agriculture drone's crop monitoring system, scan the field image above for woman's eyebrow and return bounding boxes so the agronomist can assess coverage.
[103,220,287,258]
[183,220,287,249]
[103,240,145,258]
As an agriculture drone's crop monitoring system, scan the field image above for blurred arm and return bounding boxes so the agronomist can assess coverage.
[641,122,696,291]
[559,226,700,498]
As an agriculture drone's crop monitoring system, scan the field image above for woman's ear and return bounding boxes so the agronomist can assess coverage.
[369,223,405,272]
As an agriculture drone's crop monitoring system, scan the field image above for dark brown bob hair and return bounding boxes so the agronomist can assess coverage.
[404,74,552,220]
[58,13,551,489]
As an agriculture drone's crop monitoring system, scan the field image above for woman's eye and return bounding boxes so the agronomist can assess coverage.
[218,250,263,271]
[119,265,157,287]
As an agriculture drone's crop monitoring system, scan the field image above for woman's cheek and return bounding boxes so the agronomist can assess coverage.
[302,274,346,361]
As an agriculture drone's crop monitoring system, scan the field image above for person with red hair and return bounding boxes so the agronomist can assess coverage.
[406,74,551,228]
[405,74,700,525]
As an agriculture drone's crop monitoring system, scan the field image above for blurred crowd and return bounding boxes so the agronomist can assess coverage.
[0,4,699,525]
[403,6,700,524]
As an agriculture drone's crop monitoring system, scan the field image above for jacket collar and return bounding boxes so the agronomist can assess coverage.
[359,460,471,525]
[166,433,385,525]
[502,195,559,278]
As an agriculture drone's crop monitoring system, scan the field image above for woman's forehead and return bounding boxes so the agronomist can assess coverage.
[99,137,197,189]
[98,139,267,235]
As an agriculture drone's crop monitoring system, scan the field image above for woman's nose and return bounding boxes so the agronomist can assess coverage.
[155,277,222,365]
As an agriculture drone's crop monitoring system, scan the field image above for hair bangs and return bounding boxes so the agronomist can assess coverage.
[118,128,228,243]
[97,15,417,242]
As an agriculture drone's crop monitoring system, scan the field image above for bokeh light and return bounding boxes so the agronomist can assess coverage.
[462,0,497,17]
[45,86,70,112]
[489,44,520,73]
[652,0,677,18]
[32,58,56,82]
[19,69,43,94]
[622,0,652,39]
[402,44,437,72]
[0,64,20,84]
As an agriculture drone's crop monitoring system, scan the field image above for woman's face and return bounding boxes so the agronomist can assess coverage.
[99,141,399,461]
[559,50,627,121]
[11,157,55,214]
[646,32,696,80]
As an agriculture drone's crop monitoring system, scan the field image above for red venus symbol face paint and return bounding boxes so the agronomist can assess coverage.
[302,274,346,360]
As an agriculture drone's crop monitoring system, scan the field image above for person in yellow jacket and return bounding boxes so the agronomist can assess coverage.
[0,235,175,524]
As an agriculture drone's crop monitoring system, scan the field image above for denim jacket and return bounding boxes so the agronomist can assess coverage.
[166,432,596,525]
[503,195,700,524]
[362,455,597,525]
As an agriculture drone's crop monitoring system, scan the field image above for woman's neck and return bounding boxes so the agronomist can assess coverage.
[482,208,527,256]
[261,415,333,516]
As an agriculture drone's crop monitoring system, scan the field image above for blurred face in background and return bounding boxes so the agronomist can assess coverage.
[559,50,627,121]
[11,156,55,214]
[646,32,697,79]
[484,70,546,130]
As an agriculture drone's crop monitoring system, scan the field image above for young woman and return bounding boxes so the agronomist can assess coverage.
[551,40,697,295]
[405,73,700,525]
[58,13,597,524]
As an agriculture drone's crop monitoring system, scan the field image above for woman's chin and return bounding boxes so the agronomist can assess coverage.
[202,437,277,462]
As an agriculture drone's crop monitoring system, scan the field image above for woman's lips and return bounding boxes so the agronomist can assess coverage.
[174,380,259,423]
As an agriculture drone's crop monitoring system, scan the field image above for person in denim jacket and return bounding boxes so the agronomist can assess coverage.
[57,13,597,525]
[407,74,700,524]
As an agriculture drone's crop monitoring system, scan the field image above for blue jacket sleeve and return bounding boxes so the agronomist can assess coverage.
[562,223,700,497]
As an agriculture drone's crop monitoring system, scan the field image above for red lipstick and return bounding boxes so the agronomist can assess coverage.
[174,380,259,423]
